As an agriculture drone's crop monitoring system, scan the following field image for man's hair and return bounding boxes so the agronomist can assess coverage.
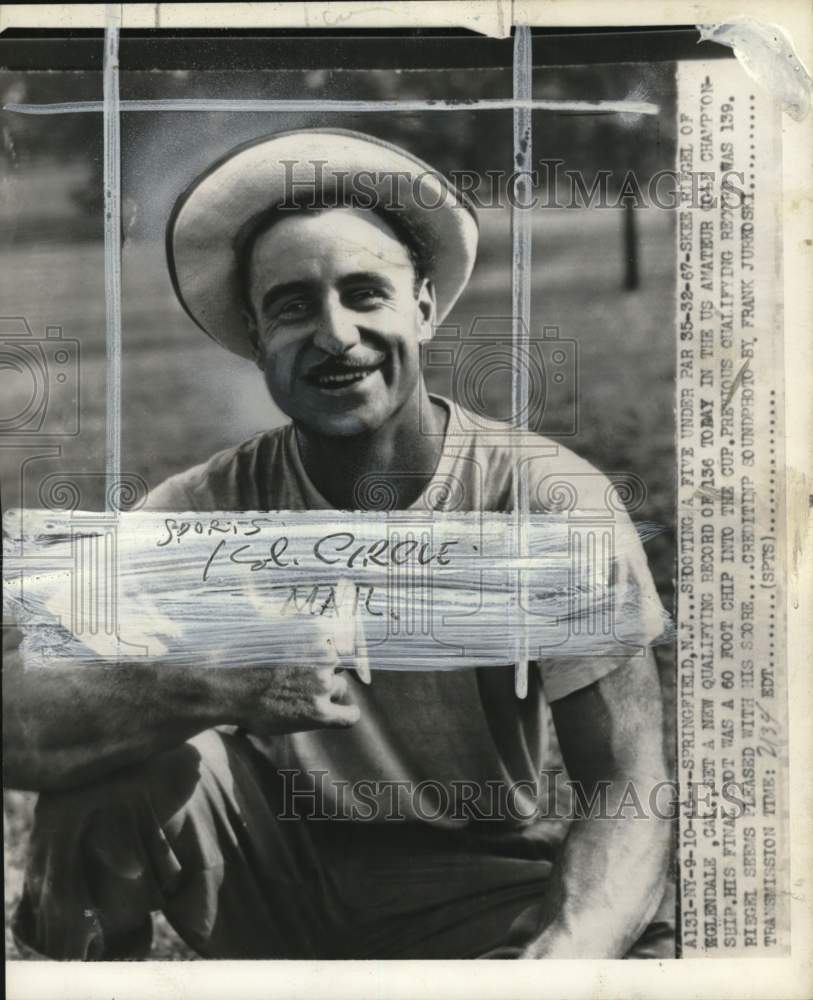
[234,197,431,321]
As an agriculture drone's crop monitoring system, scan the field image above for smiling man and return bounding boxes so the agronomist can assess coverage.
[6,129,674,961]
[239,203,446,508]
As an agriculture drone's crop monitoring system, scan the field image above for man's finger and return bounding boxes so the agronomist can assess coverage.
[321,700,361,727]
[328,671,349,702]
[313,663,341,691]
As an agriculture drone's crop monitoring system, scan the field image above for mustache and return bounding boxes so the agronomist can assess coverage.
[303,352,387,378]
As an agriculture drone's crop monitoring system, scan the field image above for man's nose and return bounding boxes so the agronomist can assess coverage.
[312,297,361,355]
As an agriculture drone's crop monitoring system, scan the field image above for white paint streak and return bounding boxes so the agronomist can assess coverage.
[698,19,812,121]
[103,8,122,513]
[512,24,532,699]
[2,98,661,116]
[4,510,672,673]
[334,576,371,683]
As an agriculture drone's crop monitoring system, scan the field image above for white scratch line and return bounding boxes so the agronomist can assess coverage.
[512,25,532,699]
[3,98,661,116]
[103,8,122,516]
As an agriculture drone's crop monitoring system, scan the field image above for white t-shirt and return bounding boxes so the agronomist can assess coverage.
[146,396,666,852]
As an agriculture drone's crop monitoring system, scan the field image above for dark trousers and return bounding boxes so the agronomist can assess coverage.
[13,730,675,960]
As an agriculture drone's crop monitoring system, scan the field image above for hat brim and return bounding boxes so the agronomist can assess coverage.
[166,128,480,360]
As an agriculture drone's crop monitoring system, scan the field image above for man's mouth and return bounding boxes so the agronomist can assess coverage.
[304,359,386,391]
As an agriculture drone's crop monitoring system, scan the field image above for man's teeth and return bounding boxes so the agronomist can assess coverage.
[313,367,377,386]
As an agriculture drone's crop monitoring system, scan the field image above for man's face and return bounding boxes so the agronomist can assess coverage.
[245,207,435,437]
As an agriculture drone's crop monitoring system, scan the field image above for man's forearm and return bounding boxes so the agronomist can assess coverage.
[523,775,671,958]
[3,659,231,791]
[534,653,672,958]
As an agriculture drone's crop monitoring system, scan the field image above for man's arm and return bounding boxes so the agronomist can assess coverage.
[523,650,671,958]
[2,620,360,793]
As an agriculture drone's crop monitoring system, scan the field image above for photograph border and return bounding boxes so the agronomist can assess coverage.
[3,3,811,1000]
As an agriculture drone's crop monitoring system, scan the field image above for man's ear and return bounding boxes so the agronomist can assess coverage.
[241,307,265,369]
[416,278,436,343]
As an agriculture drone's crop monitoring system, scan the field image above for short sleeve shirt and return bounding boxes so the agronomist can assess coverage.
[145,396,666,851]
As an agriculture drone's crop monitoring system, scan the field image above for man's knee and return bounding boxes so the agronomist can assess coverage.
[15,734,223,959]
[31,739,204,868]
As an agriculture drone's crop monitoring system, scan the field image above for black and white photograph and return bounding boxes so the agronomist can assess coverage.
[1,7,808,997]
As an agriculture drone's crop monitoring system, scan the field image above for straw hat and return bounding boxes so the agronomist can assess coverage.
[167,128,480,360]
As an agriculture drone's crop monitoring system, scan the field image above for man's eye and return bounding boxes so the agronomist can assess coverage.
[348,288,385,305]
[277,300,310,321]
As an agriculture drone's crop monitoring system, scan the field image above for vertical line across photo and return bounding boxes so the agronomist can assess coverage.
[511,24,532,700]
[103,7,122,513]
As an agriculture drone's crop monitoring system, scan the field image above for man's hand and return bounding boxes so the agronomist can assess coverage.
[226,641,362,737]
[3,611,363,792]
[218,599,366,735]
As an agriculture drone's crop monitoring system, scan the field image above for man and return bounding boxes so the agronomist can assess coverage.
[4,129,673,960]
